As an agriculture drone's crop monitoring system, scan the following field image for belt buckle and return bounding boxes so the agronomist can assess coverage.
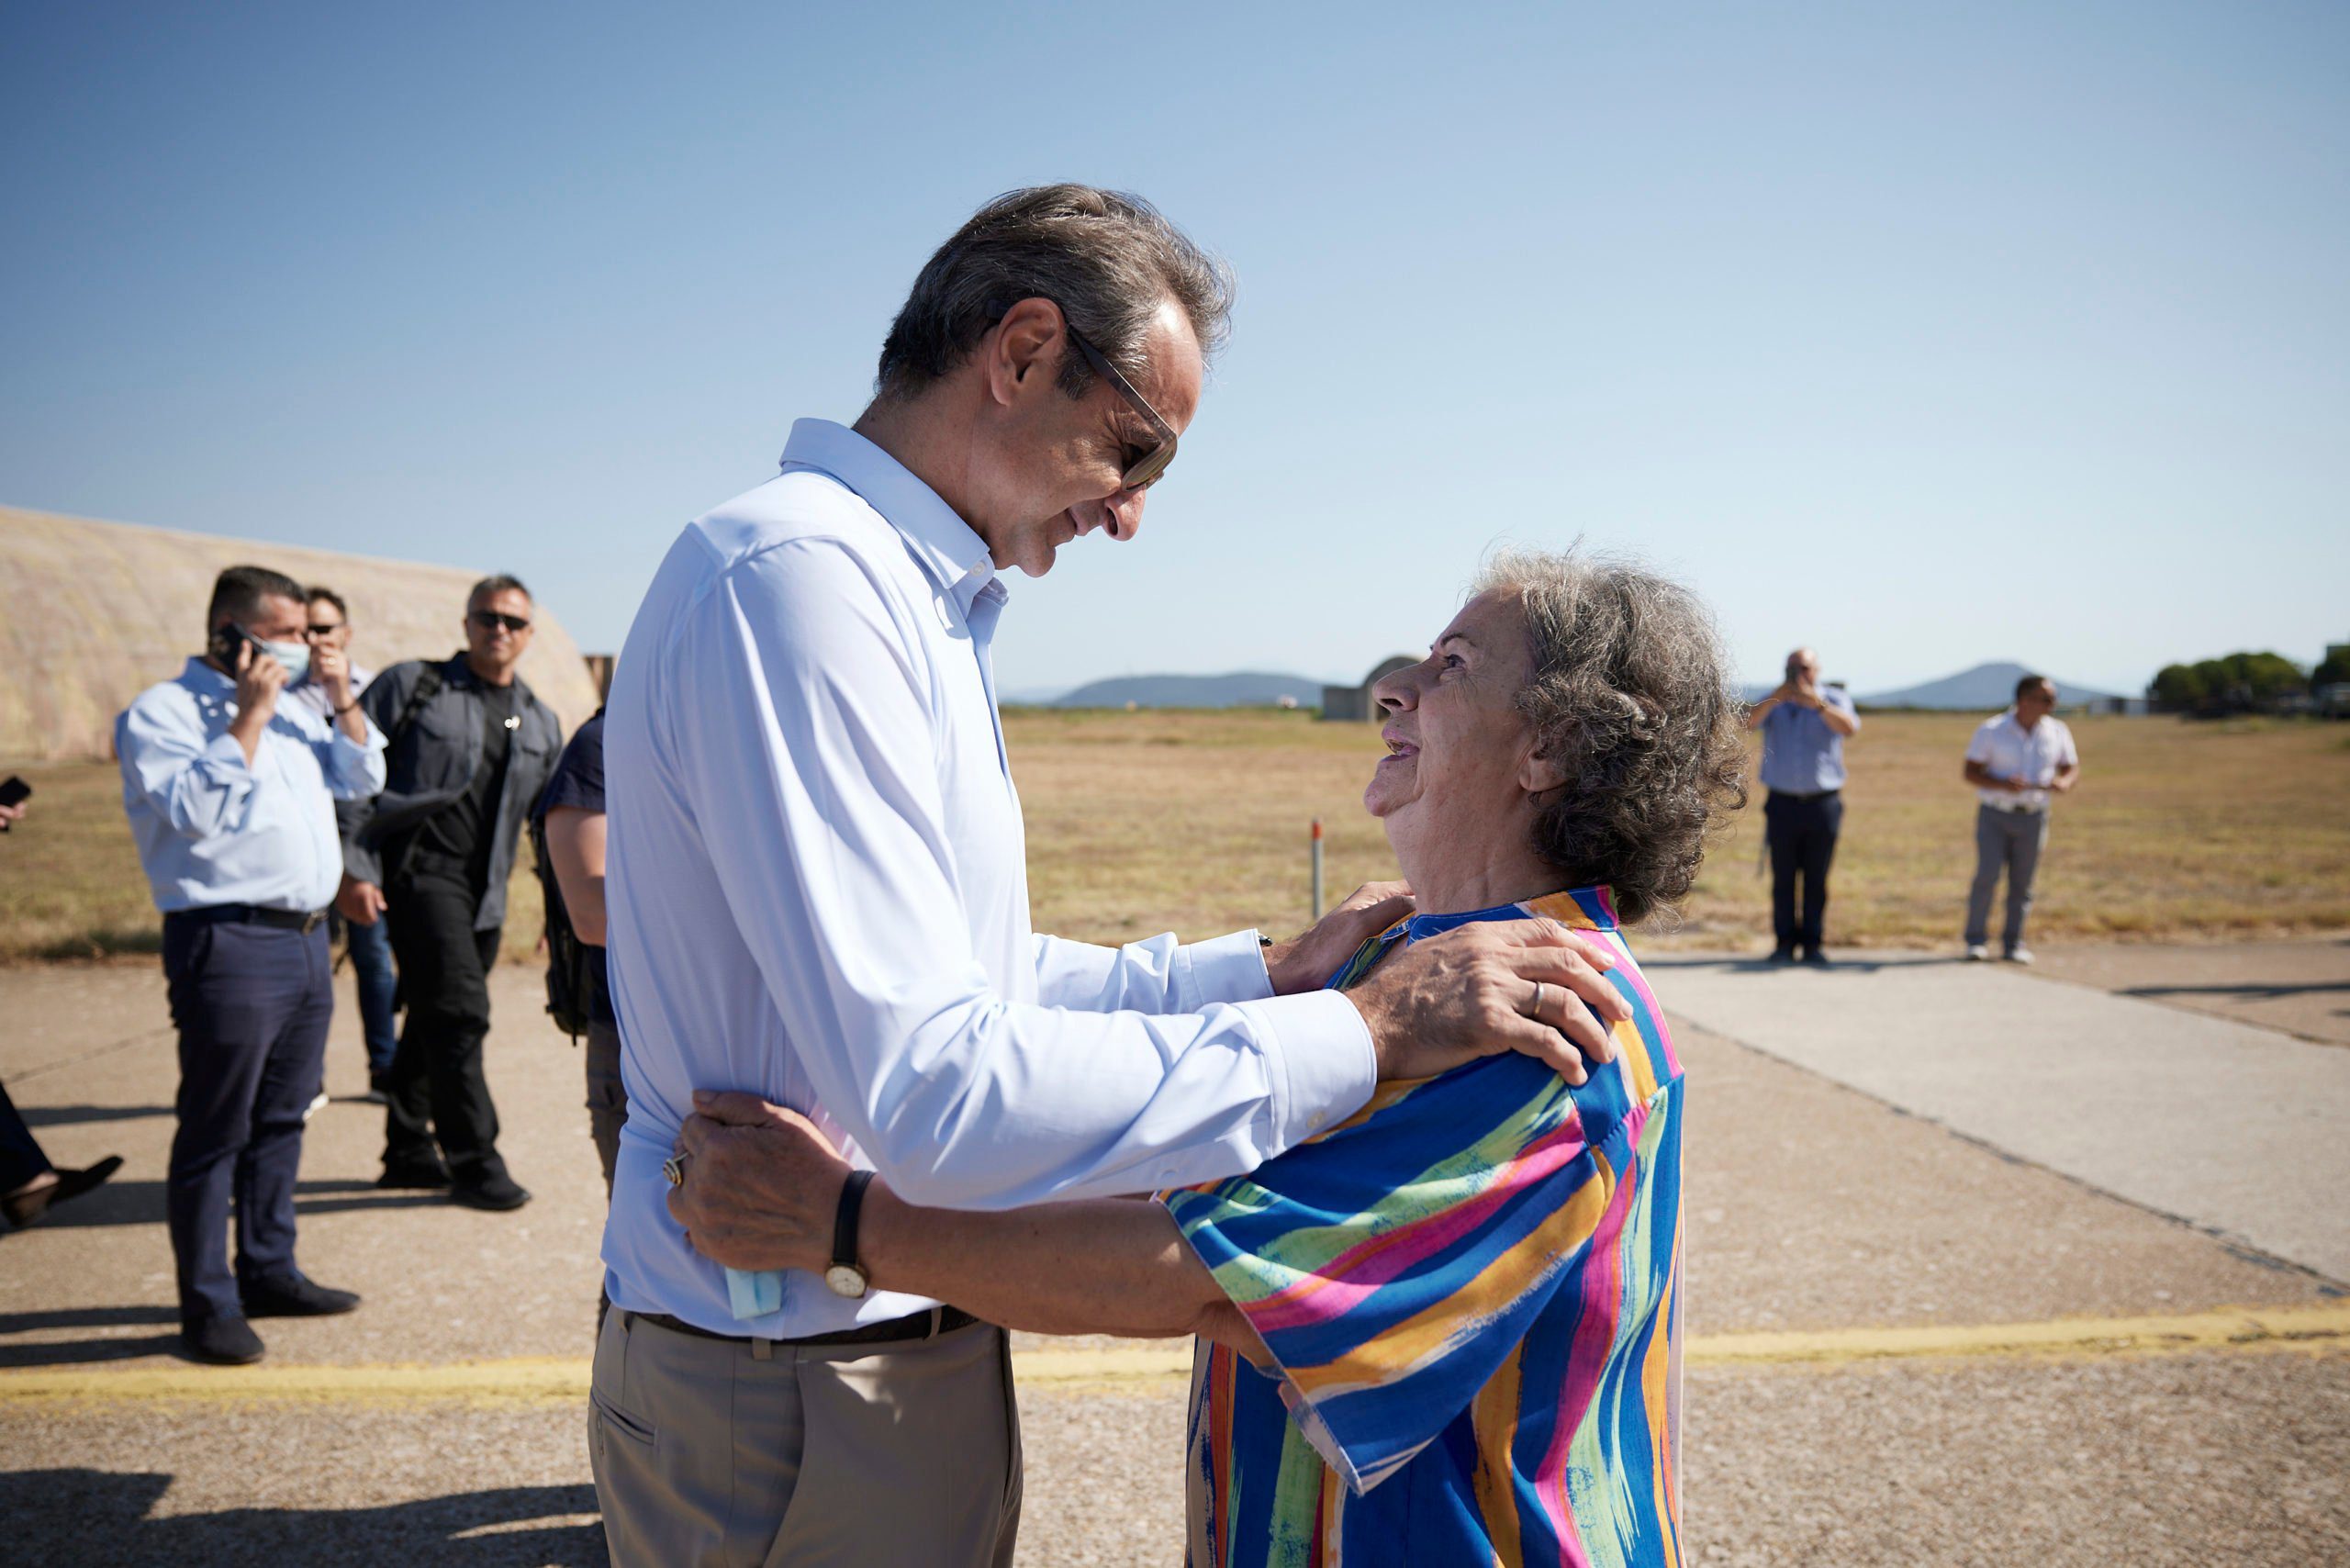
[300,910,326,935]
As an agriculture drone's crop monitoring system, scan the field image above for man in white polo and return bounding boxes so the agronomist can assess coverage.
[1962,672,2081,963]
[590,185,1631,1567]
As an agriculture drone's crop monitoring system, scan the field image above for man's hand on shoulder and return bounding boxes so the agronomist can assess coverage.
[1344,917,1633,1085]
[1263,880,1414,994]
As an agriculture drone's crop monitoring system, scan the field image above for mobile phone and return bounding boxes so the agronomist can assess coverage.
[0,774,28,831]
[208,622,264,669]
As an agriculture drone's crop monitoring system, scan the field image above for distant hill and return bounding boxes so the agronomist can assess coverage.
[1048,671,1326,709]
[1855,662,2121,711]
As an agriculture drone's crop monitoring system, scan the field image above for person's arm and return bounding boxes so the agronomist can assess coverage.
[670,545,1626,1212]
[1033,882,1414,1012]
[1743,682,1791,731]
[340,666,412,887]
[117,686,259,839]
[2051,731,2081,794]
[1818,692,1860,739]
[670,1093,1263,1350]
[545,806,607,945]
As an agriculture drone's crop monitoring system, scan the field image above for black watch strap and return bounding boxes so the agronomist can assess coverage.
[832,1169,877,1274]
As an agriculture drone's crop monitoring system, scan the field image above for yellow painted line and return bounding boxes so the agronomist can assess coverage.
[2,1303,2344,1406]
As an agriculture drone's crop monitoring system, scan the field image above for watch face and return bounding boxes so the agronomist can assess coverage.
[823,1264,868,1300]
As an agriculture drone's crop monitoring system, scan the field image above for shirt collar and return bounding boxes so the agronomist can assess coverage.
[1403,887,1619,943]
[181,655,233,694]
[778,419,1001,616]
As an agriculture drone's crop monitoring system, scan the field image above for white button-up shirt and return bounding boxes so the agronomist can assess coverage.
[600,420,1377,1337]
[1964,710,2078,812]
[117,657,388,913]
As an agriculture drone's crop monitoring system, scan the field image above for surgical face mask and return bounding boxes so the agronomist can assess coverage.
[247,629,311,683]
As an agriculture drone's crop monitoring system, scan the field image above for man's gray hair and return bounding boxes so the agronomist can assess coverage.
[875,185,1235,402]
[1475,547,1749,926]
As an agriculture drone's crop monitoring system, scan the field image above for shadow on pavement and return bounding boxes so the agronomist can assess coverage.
[17,1103,173,1127]
[2120,980,2350,1002]
[3,1179,453,1230]
[1639,952,1972,976]
[0,1470,608,1567]
[0,1303,183,1369]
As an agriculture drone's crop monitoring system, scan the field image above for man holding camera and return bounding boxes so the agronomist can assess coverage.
[117,566,386,1364]
[1747,646,1862,963]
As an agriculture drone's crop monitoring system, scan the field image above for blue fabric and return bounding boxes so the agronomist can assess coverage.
[345,913,399,1074]
[1755,689,1856,793]
[118,657,386,914]
[162,915,334,1322]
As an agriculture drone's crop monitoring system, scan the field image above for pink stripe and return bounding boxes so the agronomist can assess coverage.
[1241,1116,1592,1337]
[1600,934,1679,1080]
[1534,1136,1643,1555]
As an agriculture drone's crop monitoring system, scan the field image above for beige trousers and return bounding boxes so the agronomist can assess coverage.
[589,1308,1022,1568]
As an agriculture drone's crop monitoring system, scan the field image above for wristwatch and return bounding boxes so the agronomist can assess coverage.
[823,1169,877,1299]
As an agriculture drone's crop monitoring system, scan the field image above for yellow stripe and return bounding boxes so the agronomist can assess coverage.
[4,1304,2344,1406]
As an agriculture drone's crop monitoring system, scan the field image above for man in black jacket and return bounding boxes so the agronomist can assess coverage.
[341,575,564,1210]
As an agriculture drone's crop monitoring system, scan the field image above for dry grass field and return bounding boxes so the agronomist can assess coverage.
[4,709,2346,963]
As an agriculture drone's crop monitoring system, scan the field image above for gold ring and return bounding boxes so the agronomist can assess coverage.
[1530,981,1547,1018]
[663,1152,689,1188]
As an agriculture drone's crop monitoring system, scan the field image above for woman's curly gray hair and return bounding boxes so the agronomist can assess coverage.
[1476,548,1749,926]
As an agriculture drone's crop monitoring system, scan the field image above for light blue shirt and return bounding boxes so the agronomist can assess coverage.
[1758,688,1860,793]
[600,419,1377,1338]
[117,657,388,913]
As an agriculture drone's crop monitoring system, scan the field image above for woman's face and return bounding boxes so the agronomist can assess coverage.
[1364,591,1552,873]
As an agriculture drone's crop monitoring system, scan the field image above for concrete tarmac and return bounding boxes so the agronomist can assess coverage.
[4,943,2345,1563]
[1646,949,2350,1281]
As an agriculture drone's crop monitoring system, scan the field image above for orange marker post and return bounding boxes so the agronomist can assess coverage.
[1310,817,1325,922]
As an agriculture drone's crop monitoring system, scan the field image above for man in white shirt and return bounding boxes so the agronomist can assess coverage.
[1962,673,2081,962]
[591,185,1632,1567]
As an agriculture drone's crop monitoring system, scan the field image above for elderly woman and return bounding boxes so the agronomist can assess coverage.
[671,548,1746,1566]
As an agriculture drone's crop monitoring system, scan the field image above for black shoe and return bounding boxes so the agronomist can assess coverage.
[182,1315,266,1365]
[2,1155,124,1229]
[241,1272,361,1318]
[1767,947,1797,964]
[1802,948,1832,967]
[451,1172,532,1212]
[376,1159,453,1190]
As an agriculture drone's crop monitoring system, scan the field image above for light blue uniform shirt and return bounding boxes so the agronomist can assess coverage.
[1758,688,1860,793]
[600,420,1377,1338]
[117,657,388,913]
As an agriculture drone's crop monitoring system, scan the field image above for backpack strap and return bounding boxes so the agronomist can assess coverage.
[386,662,447,755]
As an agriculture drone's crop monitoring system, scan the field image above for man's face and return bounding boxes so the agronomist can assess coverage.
[2017,682,2056,724]
[1787,649,1820,687]
[968,298,1204,579]
[306,598,352,654]
[465,588,535,675]
[226,594,307,647]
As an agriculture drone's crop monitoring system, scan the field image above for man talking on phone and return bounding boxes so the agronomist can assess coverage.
[116,566,386,1364]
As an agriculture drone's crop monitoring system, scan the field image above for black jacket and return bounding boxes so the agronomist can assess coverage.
[341,653,564,931]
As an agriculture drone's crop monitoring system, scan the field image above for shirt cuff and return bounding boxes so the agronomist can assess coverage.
[1173,929,1278,1011]
[1235,990,1376,1153]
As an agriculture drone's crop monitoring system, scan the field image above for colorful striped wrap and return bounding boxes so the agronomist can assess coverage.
[1165,887,1685,1567]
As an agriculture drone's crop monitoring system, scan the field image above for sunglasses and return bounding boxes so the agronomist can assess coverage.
[1063,328,1179,492]
[305,622,344,638]
[469,610,532,633]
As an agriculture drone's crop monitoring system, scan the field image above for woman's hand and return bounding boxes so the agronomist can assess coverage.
[1264,880,1414,994]
[667,1092,850,1272]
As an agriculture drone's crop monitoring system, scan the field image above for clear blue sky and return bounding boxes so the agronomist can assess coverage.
[6,1,2344,698]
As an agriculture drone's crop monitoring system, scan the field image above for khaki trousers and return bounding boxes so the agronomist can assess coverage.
[590,1308,1022,1568]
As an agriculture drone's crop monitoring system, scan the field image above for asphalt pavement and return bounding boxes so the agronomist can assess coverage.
[3,940,2345,1564]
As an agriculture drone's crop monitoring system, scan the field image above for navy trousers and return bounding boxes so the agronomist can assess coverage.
[342,912,400,1077]
[1764,790,1843,955]
[162,913,333,1323]
[0,1078,53,1193]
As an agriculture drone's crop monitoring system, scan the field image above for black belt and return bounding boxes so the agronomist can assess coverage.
[629,1305,979,1349]
[167,903,328,935]
[1770,788,1841,802]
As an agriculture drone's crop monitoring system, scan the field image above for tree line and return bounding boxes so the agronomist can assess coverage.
[2149,644,2350,714]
